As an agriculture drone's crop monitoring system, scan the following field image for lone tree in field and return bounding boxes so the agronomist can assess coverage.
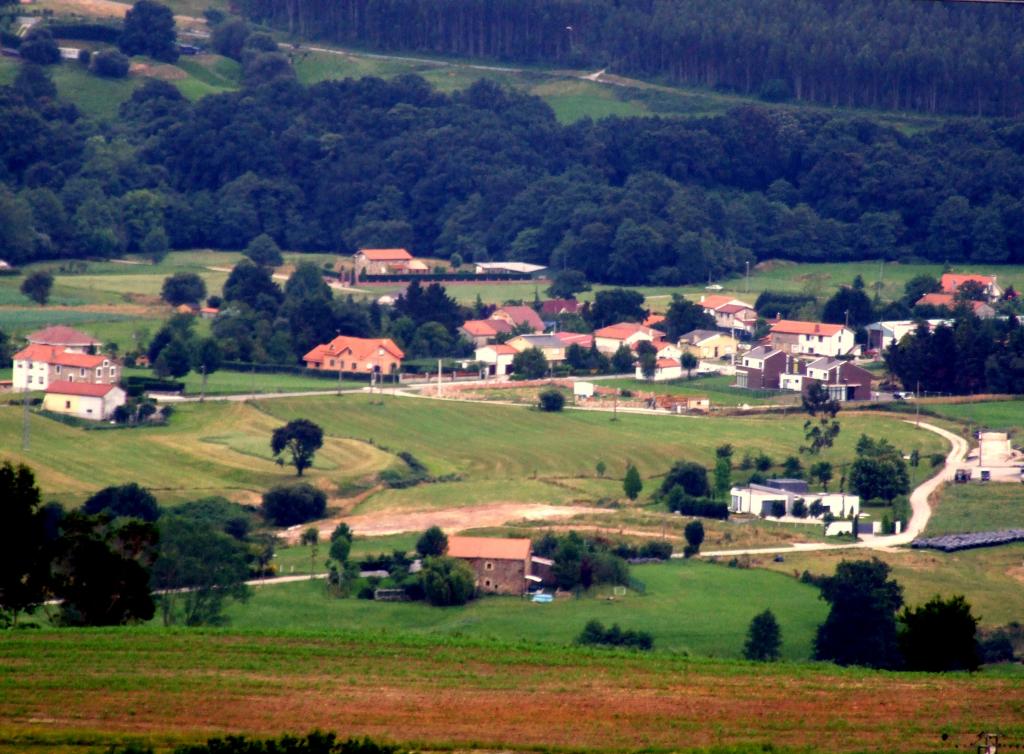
[683,520,704,558]
[271,419,324,476]
[416,525,448,557]
[744,609,782,661]
[20,271,53,305]
[300,527,319,579]
[161,272,207,307]
[623,463,642,500]
[801,381,841,454]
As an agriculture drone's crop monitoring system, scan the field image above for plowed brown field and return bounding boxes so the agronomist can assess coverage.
[1,631,1021,752]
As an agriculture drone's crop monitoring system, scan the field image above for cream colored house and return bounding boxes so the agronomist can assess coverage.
[43,381,126,421]
[678,329,739,360]
[474,344,517,376]
[506,334,566,363]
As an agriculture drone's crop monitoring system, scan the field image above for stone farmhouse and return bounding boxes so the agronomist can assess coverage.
[446,536,535,595]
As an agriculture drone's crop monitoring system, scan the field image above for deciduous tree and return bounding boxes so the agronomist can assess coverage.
[270,419,324,476]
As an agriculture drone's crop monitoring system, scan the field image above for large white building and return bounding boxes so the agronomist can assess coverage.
[729,482,859,519]
[768,320,856,357]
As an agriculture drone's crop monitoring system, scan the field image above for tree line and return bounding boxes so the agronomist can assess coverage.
[238,0,1024,117]
[5,41,1024,286]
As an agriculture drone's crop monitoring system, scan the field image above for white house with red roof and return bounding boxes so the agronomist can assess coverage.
[474,343,518,376]
[353,248,427,278]
[303,336,404,375]
[459,318,513,347]
[12,344,119,391]
[940,273,1002,302]
[768,320,856,357]
[593,322,665,354]
[635,357,683,382]
[698,295,758,335]
[43,381,126,421]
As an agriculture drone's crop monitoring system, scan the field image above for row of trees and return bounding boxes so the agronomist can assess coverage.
[7,49,1024,281]
[239,0,1024,117]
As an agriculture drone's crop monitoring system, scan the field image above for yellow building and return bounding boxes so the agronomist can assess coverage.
[43,381,126,421]
[678,329,739,360]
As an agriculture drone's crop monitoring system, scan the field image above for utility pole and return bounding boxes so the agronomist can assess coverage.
[745,260,750,294]
[437,358,443,397]
[915,379,920,427]
[335,330,342,396]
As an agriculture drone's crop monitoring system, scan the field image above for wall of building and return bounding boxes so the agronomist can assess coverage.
[460,556,527,595]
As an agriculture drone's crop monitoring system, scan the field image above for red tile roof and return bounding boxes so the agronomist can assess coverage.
[492,306,544,333]
[594,323,665,340]
[769,320,846,336]
[447,536,531,561]
[461,319,512,337]
[540,299,581,315]
[699,294,735,310]
[357,248,413,261]
[917,293,955,308]
[940,273,995,293]
[716,303,752,314]
[643,313,666,327]
[45,381,120,397]
[303,336,404,365]
[656,358,680,368]
[27,326,100,347]
[14,344,108,368]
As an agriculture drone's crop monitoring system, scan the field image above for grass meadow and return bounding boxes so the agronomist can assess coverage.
[227,560,829,660]
[0,626,1020,753]
[927,482,1024,536]
[928,399,1024,432]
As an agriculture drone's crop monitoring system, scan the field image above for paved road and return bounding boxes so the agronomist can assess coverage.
[696,420,967,558]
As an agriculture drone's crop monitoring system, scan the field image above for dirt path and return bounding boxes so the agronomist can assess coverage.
[327,502,603,538]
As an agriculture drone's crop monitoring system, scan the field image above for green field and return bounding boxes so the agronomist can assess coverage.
[227,559,827,660]
[122,366,364,396]
[759,543,1024,627]
[927,482,1024,536]
[604,374,800,407]
[928,400,1024,432]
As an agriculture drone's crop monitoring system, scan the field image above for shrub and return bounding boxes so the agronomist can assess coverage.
[770,500,787,518]
[83,483,160,521]
[92,49,130,78]
[637,540,673,559]
[744,609,782,661]
[420,556,475,606]
[415,525,447,557]
[791,499,808,518]
[537,387,565,412]
[683,520,704,558]
[658,460,710,498]
[77,49,91,66]
[261,483,327,526]
[576,619,653,650]
[665,488,729,519]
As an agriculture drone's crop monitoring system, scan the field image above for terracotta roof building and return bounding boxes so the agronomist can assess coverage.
[12,344,118,391]
[353,248,418,277]
[490,306,545,334]
[459,318,513,346]
[446,536,533,594]
[768,319,855,357]
[43,381,126,421]
[939,273,1001,301]
[303,336,405,375]
[593,322,665,354]
[26,325,100,352]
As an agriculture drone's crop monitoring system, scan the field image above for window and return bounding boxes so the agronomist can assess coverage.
[351,362,357,369]
[79,368,85,377]
[483,579,492,588]
[109,368,116,378]
[484,561,494,571]
[55,365,61,374]
[65,401,71,409]
[27,375,32,384]
[96,368,102,377]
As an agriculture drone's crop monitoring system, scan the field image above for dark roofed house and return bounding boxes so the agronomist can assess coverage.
[446,536,533,594]
[735,345,787,390]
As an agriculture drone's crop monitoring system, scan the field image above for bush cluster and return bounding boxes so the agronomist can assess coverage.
[577,619,653,650]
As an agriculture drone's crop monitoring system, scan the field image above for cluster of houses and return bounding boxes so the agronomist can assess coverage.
[11,326,126,420]
[913,273,1002,319]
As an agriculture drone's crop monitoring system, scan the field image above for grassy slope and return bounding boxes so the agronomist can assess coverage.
[602,374,799,407]
[927,482,1024,536]
[0,628,1020,753]
[0,395,946,509]
[256,396,947,483]
[759,543,1024,627]
[928,400,1024,432]
[226,560,827,660]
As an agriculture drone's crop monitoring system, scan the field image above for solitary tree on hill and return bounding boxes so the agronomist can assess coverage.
[744,609,782,661]
[271,419,324,476]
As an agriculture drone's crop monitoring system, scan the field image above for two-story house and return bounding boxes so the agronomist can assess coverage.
[769,320,856,357]
[12,344,118,391]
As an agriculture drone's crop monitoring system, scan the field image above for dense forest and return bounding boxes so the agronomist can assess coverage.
[237,0,1024,117]
[4,47,1024,285]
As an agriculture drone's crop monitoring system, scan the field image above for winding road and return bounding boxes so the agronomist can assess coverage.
[698,420,968,557]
